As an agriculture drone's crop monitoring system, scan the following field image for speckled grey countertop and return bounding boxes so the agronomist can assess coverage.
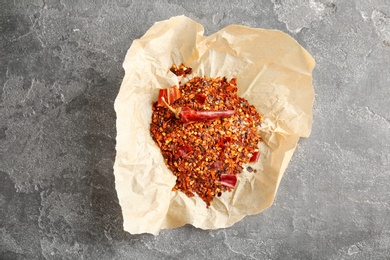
[1,1,389,259]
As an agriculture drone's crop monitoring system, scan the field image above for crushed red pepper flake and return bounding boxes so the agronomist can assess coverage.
[170,63,192,76]
[150,64,262,207]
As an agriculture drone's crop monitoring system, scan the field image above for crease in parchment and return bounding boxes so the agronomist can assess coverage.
[240,64,267,98]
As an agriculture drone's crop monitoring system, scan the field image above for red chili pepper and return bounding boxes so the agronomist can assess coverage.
[161,97,235,123]
[179,107,235,123]
[249,151,260,163]
[220,174,237,188]
[157,87,181,106]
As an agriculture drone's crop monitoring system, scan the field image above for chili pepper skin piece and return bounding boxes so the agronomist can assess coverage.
[249,151,260,163]
[157,87,181,106]
[195,94,207,104]
[179,107,235,123]
[220,174,237,188]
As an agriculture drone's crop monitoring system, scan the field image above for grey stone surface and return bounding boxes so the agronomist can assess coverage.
[1,0,389,259]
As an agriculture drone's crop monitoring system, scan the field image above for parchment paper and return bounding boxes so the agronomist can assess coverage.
[114,16,315,235]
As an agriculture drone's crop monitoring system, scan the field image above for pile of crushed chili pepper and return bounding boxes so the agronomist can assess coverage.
[150,64,262,207]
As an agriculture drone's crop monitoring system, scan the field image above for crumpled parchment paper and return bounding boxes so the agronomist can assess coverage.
[114,15,315,235]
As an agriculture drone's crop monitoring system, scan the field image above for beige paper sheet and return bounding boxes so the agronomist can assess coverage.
[114,15,315,235]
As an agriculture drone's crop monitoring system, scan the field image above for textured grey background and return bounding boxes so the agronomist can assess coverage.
[1,0,389,259]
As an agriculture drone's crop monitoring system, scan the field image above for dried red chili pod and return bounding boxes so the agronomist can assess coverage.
[161,97,235,123]
[179,107,235,123]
